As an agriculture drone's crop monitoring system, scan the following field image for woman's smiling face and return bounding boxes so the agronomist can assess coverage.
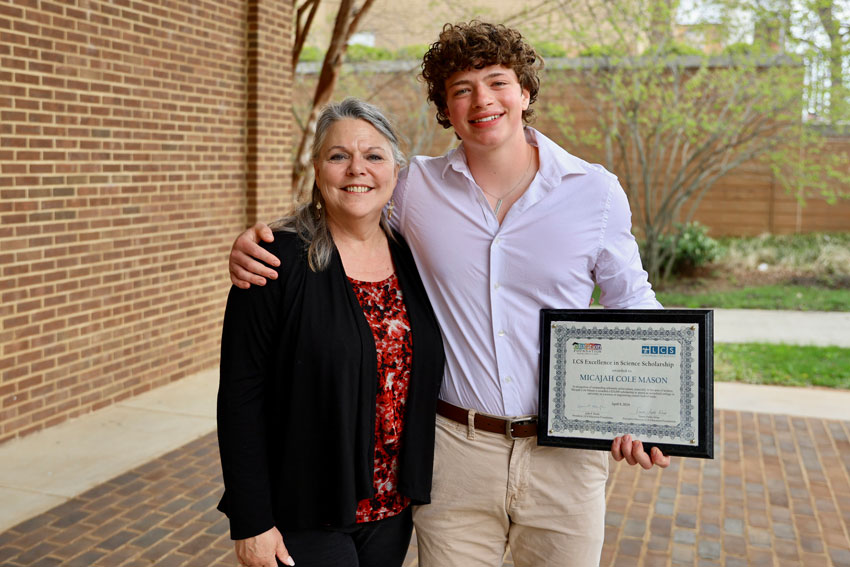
[314,118,399,225]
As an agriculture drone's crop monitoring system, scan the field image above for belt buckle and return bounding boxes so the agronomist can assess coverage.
[505,417,536,440]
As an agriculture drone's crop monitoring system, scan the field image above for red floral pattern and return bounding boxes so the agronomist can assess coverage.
[349,273,413,522]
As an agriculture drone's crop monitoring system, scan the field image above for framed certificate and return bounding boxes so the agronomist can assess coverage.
[538,309,713,459]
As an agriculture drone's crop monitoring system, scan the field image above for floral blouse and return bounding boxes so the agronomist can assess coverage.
[348,273,413,522]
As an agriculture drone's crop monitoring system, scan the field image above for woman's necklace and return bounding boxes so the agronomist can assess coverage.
[479,149,534,216]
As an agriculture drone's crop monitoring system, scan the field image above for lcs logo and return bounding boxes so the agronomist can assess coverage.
[642,345,676,355]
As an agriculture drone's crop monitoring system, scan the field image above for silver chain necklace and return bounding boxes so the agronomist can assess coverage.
[480,149,534,216]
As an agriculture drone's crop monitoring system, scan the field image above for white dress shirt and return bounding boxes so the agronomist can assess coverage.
[393,127,661,417]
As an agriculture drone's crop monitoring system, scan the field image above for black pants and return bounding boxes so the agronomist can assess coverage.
[279,507,413,567]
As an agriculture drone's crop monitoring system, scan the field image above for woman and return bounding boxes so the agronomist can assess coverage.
[217,98,444,567]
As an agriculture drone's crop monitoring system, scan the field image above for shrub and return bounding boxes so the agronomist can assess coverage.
[647,222,721,276]
[535,41,567,58]
[722,42,757,56]
[579,44,627,57]
[673,222,720,272]
[298,45,324,62]
[642,42,704,57]
[395,44,429,60]
[721,232,850,276]
[346,44,394,62]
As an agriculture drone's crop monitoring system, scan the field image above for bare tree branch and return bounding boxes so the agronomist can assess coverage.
[291,0,377,199]
[293,0,321,69]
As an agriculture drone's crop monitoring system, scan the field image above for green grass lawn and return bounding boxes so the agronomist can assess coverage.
[715,343,850,390]
[656,284,850,312]
[589,282,850,390]
[591,230,850,389]
[592,283,850,311]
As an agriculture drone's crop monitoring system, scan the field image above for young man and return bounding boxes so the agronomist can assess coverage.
[229,22,669,567]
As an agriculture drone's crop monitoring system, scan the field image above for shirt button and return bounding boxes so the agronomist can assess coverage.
[497,330,506,337]
[494,237,502,245]
[493,282,501,289]
[504,376,512,383]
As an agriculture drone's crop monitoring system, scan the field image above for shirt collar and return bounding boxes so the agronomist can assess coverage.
[441,143,468,179]
[440,127,588,183]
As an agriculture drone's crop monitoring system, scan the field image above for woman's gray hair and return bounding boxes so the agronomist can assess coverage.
[312,98,406,168]
[276,98,405,272]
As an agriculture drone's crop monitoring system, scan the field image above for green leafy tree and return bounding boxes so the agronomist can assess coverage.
[810,0,849,123]
[704,0,848,123]
[541,0,849,283]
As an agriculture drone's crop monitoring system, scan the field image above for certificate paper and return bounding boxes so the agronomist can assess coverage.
[538,310,713,459]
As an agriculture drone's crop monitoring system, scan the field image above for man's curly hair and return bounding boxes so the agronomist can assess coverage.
[421,21,543,130]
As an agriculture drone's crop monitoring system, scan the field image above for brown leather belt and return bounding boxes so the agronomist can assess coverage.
[437,399,537,439]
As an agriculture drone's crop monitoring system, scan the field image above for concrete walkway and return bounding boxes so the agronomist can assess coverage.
[1,308,848,566]
[713,309,850,348]
[0,370,218,535]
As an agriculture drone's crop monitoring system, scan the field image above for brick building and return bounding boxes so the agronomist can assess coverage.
[1,0,294,442]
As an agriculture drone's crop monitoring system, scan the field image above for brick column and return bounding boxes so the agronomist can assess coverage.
[246,0,294,224]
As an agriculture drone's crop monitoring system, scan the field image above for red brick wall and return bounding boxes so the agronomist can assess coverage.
[0,0,293,442]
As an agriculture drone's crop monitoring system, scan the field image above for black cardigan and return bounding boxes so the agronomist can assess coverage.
[217,230,445,540]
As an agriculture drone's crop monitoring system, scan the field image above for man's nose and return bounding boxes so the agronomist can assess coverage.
[472,87,493,107]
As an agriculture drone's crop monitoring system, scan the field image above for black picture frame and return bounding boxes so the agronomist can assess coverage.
[538,309,714,459]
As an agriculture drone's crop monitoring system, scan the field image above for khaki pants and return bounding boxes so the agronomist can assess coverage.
[413,414,608,567]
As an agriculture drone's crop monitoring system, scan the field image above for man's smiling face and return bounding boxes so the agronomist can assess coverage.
[442,64,530,152]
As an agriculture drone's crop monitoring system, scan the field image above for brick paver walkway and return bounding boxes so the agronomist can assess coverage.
[1,410,848,566]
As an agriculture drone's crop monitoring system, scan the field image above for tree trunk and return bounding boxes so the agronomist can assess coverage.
[815,0,847,122]
[293,0,321,70]
[291,0,376,200]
